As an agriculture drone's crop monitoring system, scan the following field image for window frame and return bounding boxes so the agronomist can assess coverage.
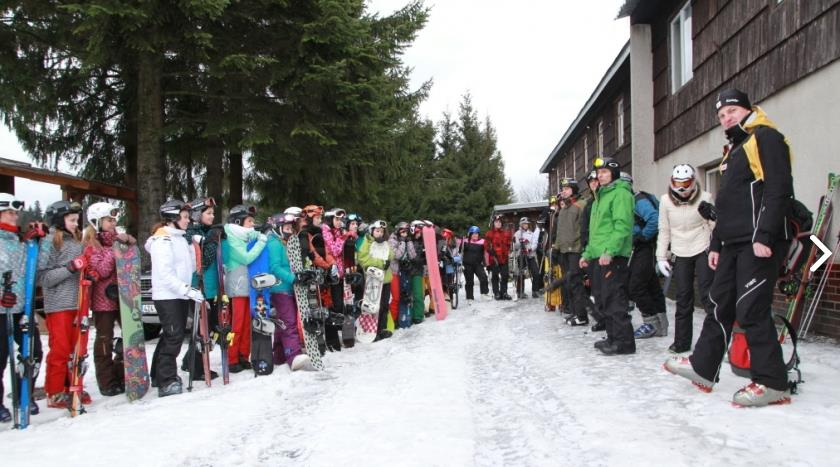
[670,1,693,93]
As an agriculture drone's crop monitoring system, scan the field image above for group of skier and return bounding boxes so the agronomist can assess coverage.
[0,87,800,422]
[519,88,796,408]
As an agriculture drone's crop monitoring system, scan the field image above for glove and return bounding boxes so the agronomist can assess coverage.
[184,287,204,303]
[1,291,16,309]
[657,260,672,277]
[23,222,48,240]
[698,201,717,221]
[67,255,89,273]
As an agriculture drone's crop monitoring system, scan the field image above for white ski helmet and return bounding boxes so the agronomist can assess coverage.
[519,217,530,227]
[670,164,697,195]
[87,202,120,230]
[0,193,24,212]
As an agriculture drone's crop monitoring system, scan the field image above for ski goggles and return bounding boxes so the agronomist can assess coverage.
[369,220,387,230]
[671,178,694,189]
[593,158,617,169]
[303,205,324,217]
[0,199,25,211]
[332,209,346,219]
[190,197,216,212]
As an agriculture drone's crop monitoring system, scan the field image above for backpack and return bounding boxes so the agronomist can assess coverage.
[778,198,817,293]
[728,314,802,393]
[633,191,659,240]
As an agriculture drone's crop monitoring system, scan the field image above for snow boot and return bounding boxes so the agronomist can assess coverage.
[598,341,635,356]
[228,362,244,374]
[663,356,714,392]
[158,380,183,398]
[566,315,589,326]
[29,399,39,415]
[47,392,70,409]
[656,313,669,337]
[590,321,606,332]
[668,343,690,354]
[0,404,10,422]
[634,315,659,339]
[374,330,393,342]
[290,354,312,372]
[732,382,791,407]
[593,338,612,350]
[100,385,123,397]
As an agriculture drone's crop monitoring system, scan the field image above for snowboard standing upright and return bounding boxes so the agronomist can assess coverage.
[357,266,384,344]
[286,234,325,370]
[422,226,447,320]
[112,242,150,401]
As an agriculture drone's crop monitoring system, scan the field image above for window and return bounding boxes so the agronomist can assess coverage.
[583,134,589,165]
[597,120,604,155]
[563,157,567,178]
[616,98,625,147]
[705,166,721,198]
[572,147,577,177]
[670,1,693,92]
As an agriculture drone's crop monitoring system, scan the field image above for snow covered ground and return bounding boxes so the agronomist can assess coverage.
[2,283,840,466]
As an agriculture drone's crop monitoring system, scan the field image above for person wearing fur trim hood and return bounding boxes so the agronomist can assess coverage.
[655,165,715,354]
[145,200,202,397]
[84,202,136,397]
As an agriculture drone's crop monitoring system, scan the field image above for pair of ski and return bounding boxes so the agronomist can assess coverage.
[187,239,213,390]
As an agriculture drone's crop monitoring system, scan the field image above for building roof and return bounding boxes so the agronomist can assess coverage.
[493,200,549,214]
[0,157,136,201]
[539,41,630,174]
[616,0,668,23]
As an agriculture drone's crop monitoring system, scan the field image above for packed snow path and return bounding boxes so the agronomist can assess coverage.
[3,292,840,466]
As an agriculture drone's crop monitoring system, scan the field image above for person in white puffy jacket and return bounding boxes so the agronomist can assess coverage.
[655,165,715,354]
[145,200,202,397]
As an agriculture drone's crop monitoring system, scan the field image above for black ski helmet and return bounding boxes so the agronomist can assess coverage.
[45,200,82,228]
[559,177,579,196]
[593,156,620,182]
[188,197,216,222]
[228,204,257,226]
[159,199,189,223]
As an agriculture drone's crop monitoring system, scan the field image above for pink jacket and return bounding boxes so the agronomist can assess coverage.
[89,231,118,312]
[321,225,346,277]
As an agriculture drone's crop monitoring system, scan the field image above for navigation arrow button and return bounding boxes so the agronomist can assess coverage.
[810,235,833,272]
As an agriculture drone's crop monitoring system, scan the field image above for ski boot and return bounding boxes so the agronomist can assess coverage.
[656,313,669,337]
[593,338,612,350]
[566,315,589,326]
[29,399,39,415]
[598,341,635,355]
[590,321,606,332]
[47,392,70,409]
[634,316,659,339]
[668,343,690,354]
[732,382,791,407]
[290,354,312,372]
[663,356,714,393]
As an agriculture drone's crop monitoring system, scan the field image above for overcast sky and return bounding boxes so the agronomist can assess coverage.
[2,0,629,207]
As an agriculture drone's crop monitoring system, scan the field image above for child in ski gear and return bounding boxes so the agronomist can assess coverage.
[38,200,91,408]
[357,220,395,340]
[0,195,44,420]
[392,222,416,328]
[223,204,267,371]
[180,197,220,380]
[513,217,540,299]
[84,202,134,396]
[485,215,512,300]
[302,205,341,351]
[322,208,349,345]
[665,89,794,407]
[461,226,490,303]
[656,165,715,353]
[580,157,635,356]
[267,212,310,370]
[408,220,427,324]
[551,178,591,326]
[146,200,202,397]
[625,174,668,339]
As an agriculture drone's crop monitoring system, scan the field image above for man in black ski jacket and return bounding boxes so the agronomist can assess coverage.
[665,89,794,407]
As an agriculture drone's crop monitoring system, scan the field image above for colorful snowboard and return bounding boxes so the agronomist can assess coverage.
[18,237,39,427]
[341,281,356,347]
[247,237,273,376]
[422,226,447,320]
[357,267,384,344]
[113,243,150,401]
[286,234,325,370]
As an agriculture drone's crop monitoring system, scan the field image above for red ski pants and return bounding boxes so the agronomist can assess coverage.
[45,310,89,396]
[389,272,400,322]
[229,297,251,365]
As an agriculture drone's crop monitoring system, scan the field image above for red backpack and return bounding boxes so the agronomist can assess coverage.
[728,314,802,393]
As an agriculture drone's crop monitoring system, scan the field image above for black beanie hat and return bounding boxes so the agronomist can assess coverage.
[715,89,751,111]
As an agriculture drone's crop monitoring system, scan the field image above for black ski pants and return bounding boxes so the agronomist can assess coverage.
[463,263,489,300]
[489,262,509,296]
[376,285,392,333]
[0,312,43,402]
[181,300,217,376]
[150,299,189,387]
[689,241,788,391]
[628,242,666,318]
[559,252,590,320]
[93,310,123,391]
[672,252,714,350]
[591,257,634,349]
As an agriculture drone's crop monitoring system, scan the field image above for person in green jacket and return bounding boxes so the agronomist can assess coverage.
[580,157,636,355]
[357,220,395,341]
